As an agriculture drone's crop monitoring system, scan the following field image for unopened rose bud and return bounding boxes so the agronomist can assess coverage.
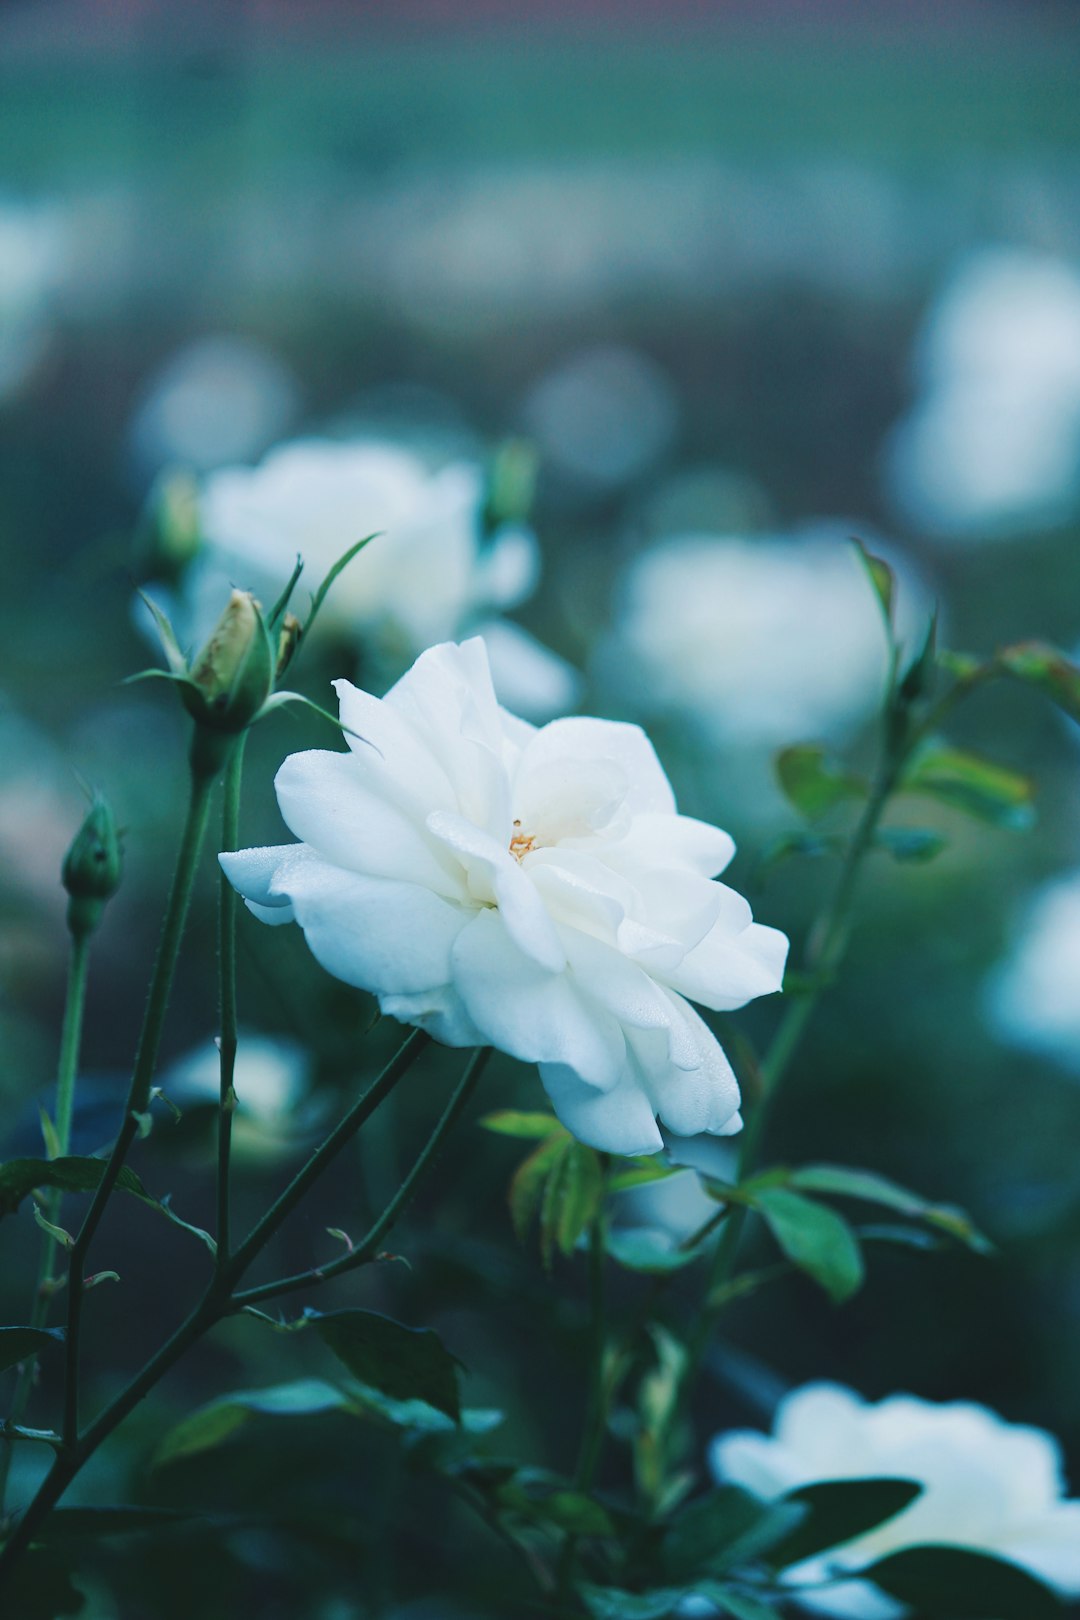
[134,468,203,583]
[62,795,123,938]
[276,611,302,678]
[184,590,274,744]
[483,439,538,534]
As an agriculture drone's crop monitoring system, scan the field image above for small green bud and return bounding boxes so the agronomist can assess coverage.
[184,590,274,738]
[483,439,538,534]
[134,468,203,583]
[275,611,303,679]
[62,795,122,938]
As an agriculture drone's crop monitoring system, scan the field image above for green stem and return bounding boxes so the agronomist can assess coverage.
[215,735,247,1270]
[229,1028,433,1280]
[682,740,907,1394]
[0,931,91,1516]
[233,1043,491,1306]
[0,1028,436,1586]
[555,1206,609,1608]
[62,764,218,1450]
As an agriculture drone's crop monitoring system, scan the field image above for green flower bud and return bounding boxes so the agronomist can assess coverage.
[62,795,123,938]
[134,468,203,583]
[483,438,538,534]
[184,589,274,739]
[275,611,303,679]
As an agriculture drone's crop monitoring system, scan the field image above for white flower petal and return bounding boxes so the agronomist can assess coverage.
[451,909,625,1088]
[378,985,488,1048]
[219,843,317,922]
[275,749,461,897]
[519,716,677,817]
[281,863,468,995]
[665,920,789,1012]
[539,1063,664,1156]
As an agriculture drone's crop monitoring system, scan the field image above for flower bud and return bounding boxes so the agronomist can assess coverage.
[483,439,538,534]
[276,611,302,679]
[62,795,123,937]
[134,468,202,583]
[184,590,274,740]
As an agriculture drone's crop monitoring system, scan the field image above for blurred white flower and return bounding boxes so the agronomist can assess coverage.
[521,345,678,493]
[605,527,925,746]
[615,1168,720,1249]
[886,248,1080,539]
[128,335,300,477]
[712,1382,1080,1618]
[161,1031,316,1154]
[221,638,787,1156]
[198,439,537,652]
[985,872,1080,1071]
[0,197,66,401]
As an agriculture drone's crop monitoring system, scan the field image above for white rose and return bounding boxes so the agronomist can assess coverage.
[605,528,925,747]
[985,871,1080,1072]
[885,248,1080,540]
[220,638,787,1156]
[712,1382,1080,1618]
[198,437,538,653]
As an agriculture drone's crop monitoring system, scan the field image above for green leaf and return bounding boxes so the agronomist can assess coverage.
[663,1485,774,1579]
[775,745,866,822]
[788,1165,991,1254]
[860,1544,1062,1618]
[753,1188,865,1303]
[478,1109,566,1139]
[579,1586,687,1620]
[345,1382,501,1437]
[897,610,938,704]
[493,1470,615,1537]
[136,587,189,674]
[875,827,948,863]
[998,639,1080,723]
[309,1308,462,1422]
[267,553,304,627]
[902,745,1035,830]
[851,536,895,631]
[152,1379,348,1468]
[703,1593,784,1620]
[41,1506,196,1539]
[0,1324,65,1373]
[606,1227,707,1274]
[303,532,379,638]
[508,1133,566,1241]
[607,1157,677,1193]
[767,1477,921,1567]
[0,1156,149,1217]
[540,1139,605,1265]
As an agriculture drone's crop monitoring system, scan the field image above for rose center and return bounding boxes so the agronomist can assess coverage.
[509,819,538,862]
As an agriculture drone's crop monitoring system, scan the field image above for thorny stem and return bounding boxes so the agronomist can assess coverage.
[62,763,218,1451]
[215,735,247,1270]
[681,673,978,1390]
[233,1043,491,1306]
[0,931,91,1514]
[0,1028,450,1588]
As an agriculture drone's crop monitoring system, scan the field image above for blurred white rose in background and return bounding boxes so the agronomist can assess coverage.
[0,197,67,402]
[712,1382,1080,1618]
[161,1031,317,1157]
[985,872,1080,1072]
[885,247,1080,540]
[139,436,577,720]
[128,334,301,478]
[602,525,928,748]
